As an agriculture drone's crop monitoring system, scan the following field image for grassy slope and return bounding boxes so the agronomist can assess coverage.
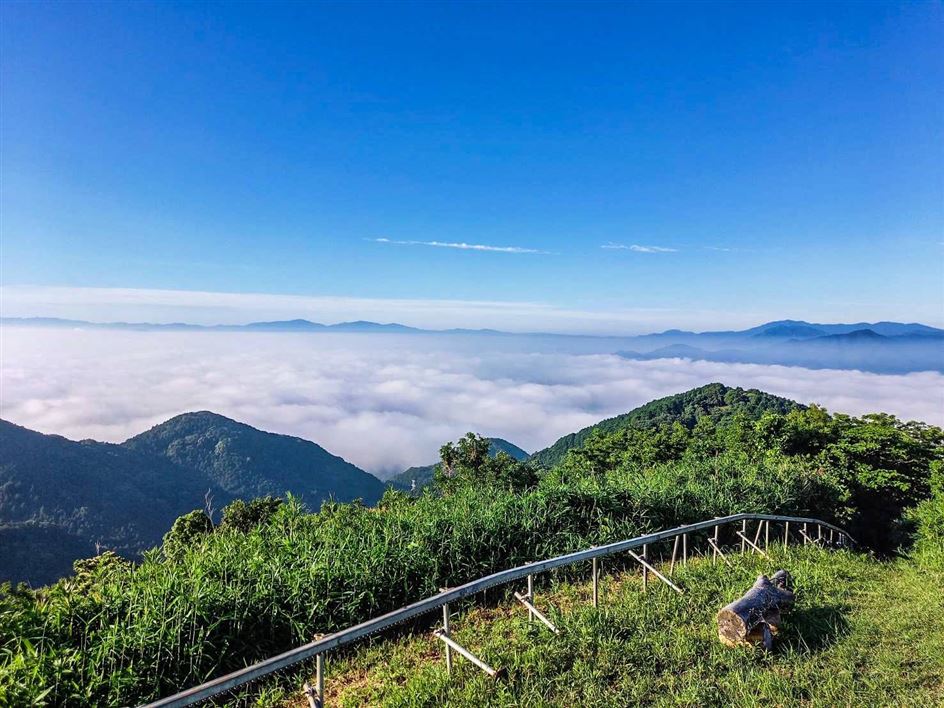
[266,546,943,707]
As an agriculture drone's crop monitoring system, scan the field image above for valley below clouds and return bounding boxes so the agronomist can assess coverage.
[3,327,943,477]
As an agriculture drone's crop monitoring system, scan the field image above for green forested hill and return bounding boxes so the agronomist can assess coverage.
[123,412,385,508]
[530,383,802,468]
[0,420,211,586]
[0,413,384,586]
[388,437,529,492]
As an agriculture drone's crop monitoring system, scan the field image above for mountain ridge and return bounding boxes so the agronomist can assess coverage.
[529,383,802,468]
[1,413,386,586]
[4,316,941,338]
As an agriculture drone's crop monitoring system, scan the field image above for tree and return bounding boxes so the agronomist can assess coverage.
[162,510,214,559]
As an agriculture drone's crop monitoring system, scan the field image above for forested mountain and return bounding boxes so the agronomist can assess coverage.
[124,412,384,508]
[388,437,529,492]
[0,420,211,585]
[1,414,384,586]
[530,383,801,468]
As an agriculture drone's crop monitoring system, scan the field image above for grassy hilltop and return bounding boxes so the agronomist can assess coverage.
[0,384,941,706]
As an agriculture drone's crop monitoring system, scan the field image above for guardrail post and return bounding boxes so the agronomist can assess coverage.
[526,574,534,623]
[712,524,719,564]
[514,592,560,634]
[682,533,688,566]
[592,557,599,608]
[670,535,680,575]
[736,530,771,559]
[764,520,770,552]
[628,550,683,594]
[706,536,732,567]
[642,543,649,591]
[740,519,747,553]
[302,654,325,708]
[442,602,452,674]
[434,629,500,678]
[817,524,823,544]
[784,521,789,550]
[803,522,809,545]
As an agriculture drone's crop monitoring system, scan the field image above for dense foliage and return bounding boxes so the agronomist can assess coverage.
[0,385,940,706]
[388,438,530,492]
[530,383,802,468]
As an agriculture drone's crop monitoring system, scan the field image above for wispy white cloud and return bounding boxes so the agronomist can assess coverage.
[602,243,678,253]
[2,329,941,475]
[370,237,549,254]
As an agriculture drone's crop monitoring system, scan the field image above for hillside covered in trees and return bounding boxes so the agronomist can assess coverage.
[530,383,802,468]
[1,384,941,706]
[0,413,384,585]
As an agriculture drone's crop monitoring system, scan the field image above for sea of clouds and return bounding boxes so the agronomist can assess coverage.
[3,327,942,477]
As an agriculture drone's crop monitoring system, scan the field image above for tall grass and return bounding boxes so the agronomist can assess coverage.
[0,456,841,706]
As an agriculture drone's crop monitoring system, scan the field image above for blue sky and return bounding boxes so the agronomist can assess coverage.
[1,1,942,332]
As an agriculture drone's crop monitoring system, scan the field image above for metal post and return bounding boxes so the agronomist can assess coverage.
[741,519,747,553]
[434,630,500,678]
[765,520,770,552]
[753,520,763,547]
[818,524,823,543]
[592,557,599,608]
[713,524,719,563]
[706,537,732,567]
[784,521,789,550]
[830,528,835,545]
[682,533,688,566]
[736,530,771,559]
[442,603,452,674]
[642,543,649,591]
[670,535,680,575]
[628,550,683,594]
[514,592,559,634]
[527,574,534,623]
[302,656,325,708]
[803,522,809,545]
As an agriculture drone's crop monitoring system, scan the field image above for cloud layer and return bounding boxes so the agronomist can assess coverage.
[2,328,942,476]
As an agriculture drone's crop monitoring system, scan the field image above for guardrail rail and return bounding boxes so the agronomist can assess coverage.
[144,512,855,708]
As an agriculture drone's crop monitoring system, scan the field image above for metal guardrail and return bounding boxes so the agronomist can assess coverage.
[143,512,854,707]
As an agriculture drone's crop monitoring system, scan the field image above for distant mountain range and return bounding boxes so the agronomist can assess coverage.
[388,438,530,493]
[5,316,941,340]
[642,319,944,339]
[0,413,385,586]
[619,324,944,374]
[0,316,428,333]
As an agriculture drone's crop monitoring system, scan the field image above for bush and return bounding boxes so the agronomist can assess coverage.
[220,497,283,532]
[161,509,213,559]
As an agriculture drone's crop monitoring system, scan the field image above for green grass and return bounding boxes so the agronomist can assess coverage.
[269,546,943,707]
